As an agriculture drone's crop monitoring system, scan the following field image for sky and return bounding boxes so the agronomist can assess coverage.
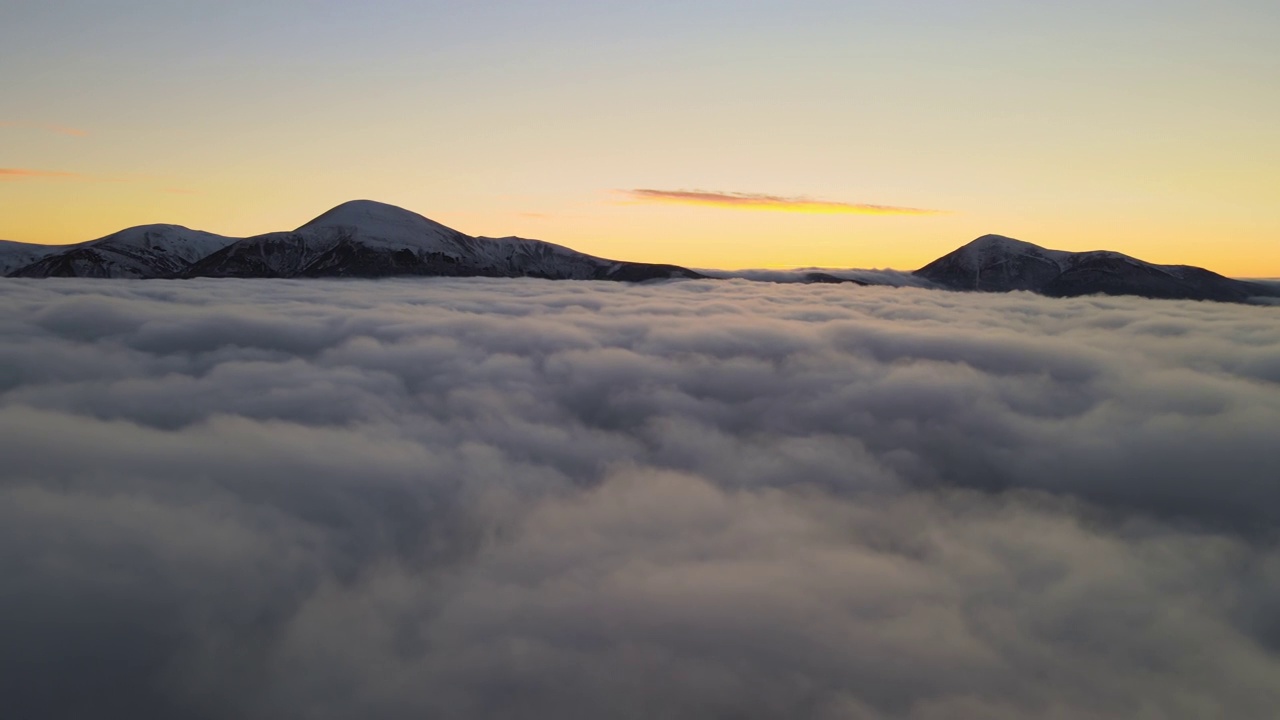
[2,0,1278,275]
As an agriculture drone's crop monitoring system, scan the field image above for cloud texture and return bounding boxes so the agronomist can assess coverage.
[1,278,1279,719]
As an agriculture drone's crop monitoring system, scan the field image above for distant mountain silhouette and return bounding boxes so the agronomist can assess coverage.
[916,234,1277,303]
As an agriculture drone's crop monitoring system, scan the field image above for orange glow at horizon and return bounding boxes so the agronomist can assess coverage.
[1,188,1277,279]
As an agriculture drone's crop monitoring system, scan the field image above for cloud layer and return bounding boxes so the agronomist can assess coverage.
[622,189,944,215]
[1,278,1278,719]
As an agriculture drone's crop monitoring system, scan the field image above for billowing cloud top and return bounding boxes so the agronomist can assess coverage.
[1,278,1278,719]
[622,189,945,215]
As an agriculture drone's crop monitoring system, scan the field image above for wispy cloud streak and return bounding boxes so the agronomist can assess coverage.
[0,121,88,137]
[1,168,191,195]
[0,168,86,181]
[622,188,945,215]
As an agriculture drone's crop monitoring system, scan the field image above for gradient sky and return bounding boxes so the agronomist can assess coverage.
[3,0,1278,275]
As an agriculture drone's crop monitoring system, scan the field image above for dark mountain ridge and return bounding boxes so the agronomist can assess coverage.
[915,234,1277,303]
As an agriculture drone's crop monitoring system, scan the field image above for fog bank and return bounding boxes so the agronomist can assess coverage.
[2,277,1278,719]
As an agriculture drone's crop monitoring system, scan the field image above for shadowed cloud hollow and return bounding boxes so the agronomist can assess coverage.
[1,278,1278,719]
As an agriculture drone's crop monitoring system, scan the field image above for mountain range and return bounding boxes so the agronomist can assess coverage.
[2,201,1276,304]
[2,200,699,283]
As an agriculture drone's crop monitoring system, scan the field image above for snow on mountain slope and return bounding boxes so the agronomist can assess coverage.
[185,200,702,281]
[946,234,1072,273]
[0,240,62,276]
[297,199,466,249]
[293,201,621,277]
[183,232,343,278]
[2,200,649,281]
[467,236,625,279]
[916,234,1069,292]
[4,204,1274,302]
[917,234,1276,303]
[9,225,239,278]
[98,224,236,264]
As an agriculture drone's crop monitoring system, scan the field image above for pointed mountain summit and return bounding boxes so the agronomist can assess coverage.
[916,234,1276,303]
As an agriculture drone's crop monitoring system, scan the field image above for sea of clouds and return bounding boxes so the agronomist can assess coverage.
[2,277,1279,719]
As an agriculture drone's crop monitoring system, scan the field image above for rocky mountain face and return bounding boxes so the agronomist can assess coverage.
[916,235,1278,303]
[6,200,702,282]
[0,240,61,276]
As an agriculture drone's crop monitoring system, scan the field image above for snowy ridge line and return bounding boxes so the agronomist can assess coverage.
[5,200,702,283]
[4,204,1277,303]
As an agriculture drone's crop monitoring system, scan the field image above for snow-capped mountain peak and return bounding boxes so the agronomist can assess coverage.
[90,224,240,264]
[296,200,464,249]
[179,201,703,281]
[949,234,1070,273]
[8,225,239,278]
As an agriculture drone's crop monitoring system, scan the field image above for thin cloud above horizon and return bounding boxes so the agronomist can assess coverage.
[0,169,179,195]
[0,168,86,181]
[0,121,88,137]
[621,189,946,216]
